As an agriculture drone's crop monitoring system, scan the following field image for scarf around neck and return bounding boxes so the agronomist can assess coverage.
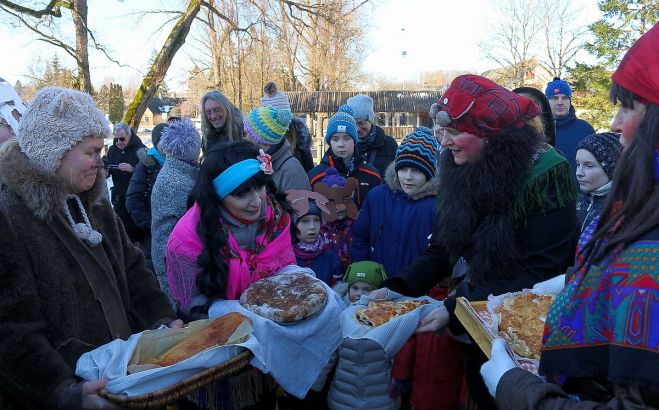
[294,236,327,260]
[358,123,378,152]
[540,219,659,390]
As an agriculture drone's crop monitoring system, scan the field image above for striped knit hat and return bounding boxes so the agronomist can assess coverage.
[244,106,293,146]
[325,105,358,144]
[395,127,439,180]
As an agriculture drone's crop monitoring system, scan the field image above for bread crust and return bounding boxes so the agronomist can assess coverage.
[495,293,555,359]
[240,273,328,323]
[143,312,250,367]
[355,299,430,327]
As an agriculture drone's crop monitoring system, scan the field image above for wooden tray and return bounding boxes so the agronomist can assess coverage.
[98,349,253,409]
[454,297,494,359]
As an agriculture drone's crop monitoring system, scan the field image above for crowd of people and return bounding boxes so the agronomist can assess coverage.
[0,22,656,410]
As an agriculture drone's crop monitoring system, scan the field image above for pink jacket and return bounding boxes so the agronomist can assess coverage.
[166,200,295,306]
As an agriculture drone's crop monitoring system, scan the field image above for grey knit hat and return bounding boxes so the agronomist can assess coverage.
[17,87,110,173]
[159,117,201,161]
[346,94,375,122]
[576,132,623,179]
[261,82,291,111]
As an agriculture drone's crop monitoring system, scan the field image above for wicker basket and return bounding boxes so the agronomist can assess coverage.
[98,350,254,409]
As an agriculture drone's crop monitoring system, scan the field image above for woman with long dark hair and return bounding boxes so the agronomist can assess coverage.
[481,23,659,409]
[166,140,295,321]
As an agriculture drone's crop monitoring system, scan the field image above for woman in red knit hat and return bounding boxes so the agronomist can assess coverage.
[373,73,579,409]
[481,23,659,409]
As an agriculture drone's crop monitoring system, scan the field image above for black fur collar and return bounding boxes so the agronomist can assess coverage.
[436,126,541,284]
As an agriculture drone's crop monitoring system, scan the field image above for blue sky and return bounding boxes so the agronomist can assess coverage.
[1,0,602,90]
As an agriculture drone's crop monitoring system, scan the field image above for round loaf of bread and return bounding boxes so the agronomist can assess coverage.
[239,273,327,323]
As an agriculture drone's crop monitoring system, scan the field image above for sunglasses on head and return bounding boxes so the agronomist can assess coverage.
[114,137,126,142]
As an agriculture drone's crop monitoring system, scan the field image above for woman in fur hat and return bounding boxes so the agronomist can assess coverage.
[373,74,579,409]
[0,87,178,408]
[481,23,659,409]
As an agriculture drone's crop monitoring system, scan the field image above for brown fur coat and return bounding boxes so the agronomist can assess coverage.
[0,140,175,408]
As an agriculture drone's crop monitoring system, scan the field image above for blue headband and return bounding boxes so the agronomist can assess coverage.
[213,159,261,199]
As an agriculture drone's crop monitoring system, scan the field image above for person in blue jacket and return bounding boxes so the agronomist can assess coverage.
[545,77,595,173]
[287,189,342,285]
[350,127,439,277]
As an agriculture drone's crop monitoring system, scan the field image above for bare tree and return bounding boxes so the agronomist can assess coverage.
[0,0,123,93]
[538,0,587,78]
[480,0,542,88]
[123,0,201,130]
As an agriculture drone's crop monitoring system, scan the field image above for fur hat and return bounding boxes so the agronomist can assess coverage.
[346,94,375,122]
[395,127,439,180]
[434,75,541,139]
[159,118,201,161]
[545,77,573,99]
[261,82,292,111]
[151,122,168,148]
[612,23,659,105]
[17,87,110,173]
[244,106,293,146]
[325,105,358,144]
[576,132,623,179]
[345,261,387,289]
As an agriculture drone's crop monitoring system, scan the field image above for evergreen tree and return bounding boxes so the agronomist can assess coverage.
[568,0,658,130]
[109,84,124,123]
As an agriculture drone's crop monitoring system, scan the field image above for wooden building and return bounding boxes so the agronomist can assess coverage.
[141,96,183,130]
[285,90,443,163]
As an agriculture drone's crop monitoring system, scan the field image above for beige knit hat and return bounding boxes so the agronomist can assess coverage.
[17,87,110,173]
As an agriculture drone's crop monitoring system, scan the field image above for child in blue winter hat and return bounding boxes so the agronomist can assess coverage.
[308,105,381,209]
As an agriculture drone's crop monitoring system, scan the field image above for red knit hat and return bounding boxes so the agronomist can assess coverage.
[611,23,659,106]
[435,75,541,138]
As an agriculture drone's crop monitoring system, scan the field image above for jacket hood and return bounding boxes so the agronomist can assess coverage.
[291,117,312,150]
[136,147,156,167]
[383,162,439,201]
[0,140,107,220]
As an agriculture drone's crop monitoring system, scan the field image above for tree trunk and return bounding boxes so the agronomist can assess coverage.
[124,0,201,130]
[71,0,92,93]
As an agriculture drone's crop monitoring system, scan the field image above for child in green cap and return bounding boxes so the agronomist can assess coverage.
[344,260,387,303]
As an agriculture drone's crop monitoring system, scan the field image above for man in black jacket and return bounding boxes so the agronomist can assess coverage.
[346,94,398,175]
[103,122,145,242]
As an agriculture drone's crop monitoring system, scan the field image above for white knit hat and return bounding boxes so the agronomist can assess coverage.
[260,82,291,111]
[18,87,110,173]
[346,94,375,122]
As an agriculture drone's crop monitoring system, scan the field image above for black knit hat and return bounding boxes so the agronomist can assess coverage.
[151,122,167,148]
[576,132,623,179]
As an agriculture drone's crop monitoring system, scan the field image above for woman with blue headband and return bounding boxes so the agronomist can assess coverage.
[165,140,296,321]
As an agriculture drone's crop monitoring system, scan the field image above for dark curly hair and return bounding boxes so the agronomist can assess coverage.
[191,140,289,310]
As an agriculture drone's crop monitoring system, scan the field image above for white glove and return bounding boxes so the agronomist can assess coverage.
[480,338,516,397]
[531,274,565,294]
